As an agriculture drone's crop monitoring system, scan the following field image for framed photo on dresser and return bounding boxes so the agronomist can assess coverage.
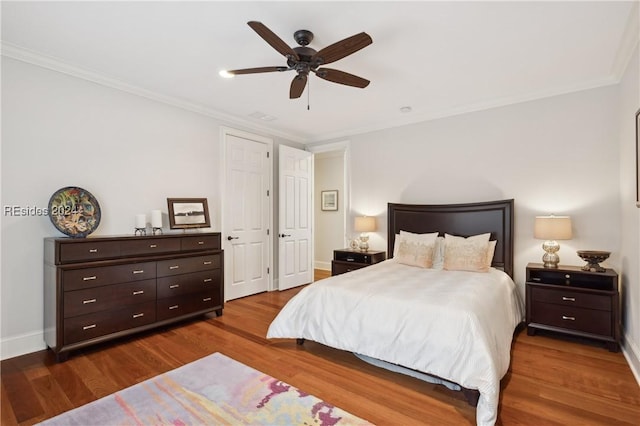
[167,198,211,229]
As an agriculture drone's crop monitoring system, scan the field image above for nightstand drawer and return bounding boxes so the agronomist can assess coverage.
[530,286,611,311]
[332,261,367,276]
[531,302,612,336]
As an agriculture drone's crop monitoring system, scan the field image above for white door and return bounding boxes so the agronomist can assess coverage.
[278,145,313,290]
[223,131,271,300]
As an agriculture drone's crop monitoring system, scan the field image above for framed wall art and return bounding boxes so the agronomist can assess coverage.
[321,190,338,211]
[167,198,211,229]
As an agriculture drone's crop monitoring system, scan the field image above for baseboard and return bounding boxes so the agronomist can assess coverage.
[314,261,331,271]
[1,330,46,360]
[622,331,640,386]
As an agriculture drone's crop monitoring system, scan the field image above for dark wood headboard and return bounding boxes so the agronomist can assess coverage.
[387,199,514,277]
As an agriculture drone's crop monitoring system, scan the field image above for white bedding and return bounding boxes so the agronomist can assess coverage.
[267,259,524,426]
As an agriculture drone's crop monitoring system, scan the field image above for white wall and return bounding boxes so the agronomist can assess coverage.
[616,45,640,381]
[314,153,345,270]
[0,58,301,359]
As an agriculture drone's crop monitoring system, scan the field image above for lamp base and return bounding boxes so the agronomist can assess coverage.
[358,234,370,252]
[541,240,560,268]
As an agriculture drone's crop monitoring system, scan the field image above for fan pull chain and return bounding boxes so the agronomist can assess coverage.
[307,77,310,110]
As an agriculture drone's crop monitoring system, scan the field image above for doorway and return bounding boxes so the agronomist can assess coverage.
[308,141,349,274]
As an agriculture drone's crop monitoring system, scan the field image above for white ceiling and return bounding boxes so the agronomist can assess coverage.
[1,1,637,144]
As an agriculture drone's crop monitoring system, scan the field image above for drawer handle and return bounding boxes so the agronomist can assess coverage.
[132,313,144,318]
[82,299,97,304]
[203,261,212,265]
[132,290,144,295]
[83,324,96,330]
[149,244,157,248]
[198,241,205,245]
[169,305,179,310]
[562,315,576,321]
[169,284,180,289]
[203,278,213,283]
[88,249,98,253]
[203,297,212,302]
[346,258,355,262]
[132,270,144,274]
[82,276,97,281]
[562,297,576,302]
[532,277,541,281]
[565,274,571,279]
[169,265,180,270]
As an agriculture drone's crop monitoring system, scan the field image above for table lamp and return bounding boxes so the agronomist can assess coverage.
[534,215,572,268]
[354,216,376,252]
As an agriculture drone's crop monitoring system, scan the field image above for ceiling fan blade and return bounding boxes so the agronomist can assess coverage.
[227,66,289,75]
[247,21,300,61]
[312,32,372,65]
[290,74,307,99]
[315,68,370,88]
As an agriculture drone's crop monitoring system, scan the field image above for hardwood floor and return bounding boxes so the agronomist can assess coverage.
[2,270,638,425]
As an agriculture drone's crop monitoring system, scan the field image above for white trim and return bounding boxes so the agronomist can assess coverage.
[622,331,640,386]
[1,42,304,144]
[220,127,275,295]
[611,1,640,82]
[314,261,331,271]
[1,331,46,361]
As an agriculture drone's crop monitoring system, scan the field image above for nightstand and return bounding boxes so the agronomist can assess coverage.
[331,249,386,276]
[525,262,619,352]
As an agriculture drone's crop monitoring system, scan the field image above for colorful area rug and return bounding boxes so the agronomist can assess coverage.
[38,352,372,425]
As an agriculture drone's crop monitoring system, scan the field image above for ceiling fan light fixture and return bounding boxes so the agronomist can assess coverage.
[219,70,235,78]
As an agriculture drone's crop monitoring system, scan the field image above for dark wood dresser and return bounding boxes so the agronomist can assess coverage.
[331,249,386,276]
[525,262,619,351]
[44,232,223,361]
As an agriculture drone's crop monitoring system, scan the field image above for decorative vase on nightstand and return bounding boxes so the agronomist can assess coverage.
[576,250,610,272]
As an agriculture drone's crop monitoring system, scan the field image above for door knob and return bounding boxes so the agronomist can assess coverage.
[227,236,239,241]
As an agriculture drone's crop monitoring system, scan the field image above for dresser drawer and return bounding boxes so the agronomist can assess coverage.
[120,238,181,257]
[63,279,156,318]
[64,301,156,345]
[157,271,221,299]
[157,254,220,277]
[62,262,157,291]
[530,286,611,311]
[156,292,221,321]
[59,241,120,263]
[181,235,221,252]
[530,302,612,336]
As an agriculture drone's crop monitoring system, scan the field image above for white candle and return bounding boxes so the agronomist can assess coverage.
[151,210,162,228]
[135,214,146,229]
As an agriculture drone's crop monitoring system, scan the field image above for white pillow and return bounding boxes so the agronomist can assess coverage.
[443,233,492,272]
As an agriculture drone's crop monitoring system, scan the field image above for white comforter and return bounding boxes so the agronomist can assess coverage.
[267,260,524,426]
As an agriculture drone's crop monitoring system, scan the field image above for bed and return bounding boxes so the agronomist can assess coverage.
[267,199,524,426]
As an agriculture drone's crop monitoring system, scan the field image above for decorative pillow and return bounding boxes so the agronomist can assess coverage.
[394,231,438,258]
[432,237,445,270]
[443,233,491,272]
[486,240,497,268]
[396,239,435,268]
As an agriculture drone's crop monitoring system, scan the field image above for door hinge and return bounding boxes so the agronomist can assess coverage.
[267,151,270,158]
[267,229,270,236]
[267,189,270,196]
[267,267,270,274]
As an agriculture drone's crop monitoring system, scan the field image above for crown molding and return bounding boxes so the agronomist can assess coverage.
[611,1,640,81]
[1,41,306,144]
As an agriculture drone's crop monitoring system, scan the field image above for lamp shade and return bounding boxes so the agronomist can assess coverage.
[534,216,572,240]
[354,216,376,232]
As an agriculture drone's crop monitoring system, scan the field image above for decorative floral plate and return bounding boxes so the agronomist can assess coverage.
[48,186,101,237]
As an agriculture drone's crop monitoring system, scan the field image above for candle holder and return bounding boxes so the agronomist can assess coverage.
[152,227,162,235]
[134,227,146,236]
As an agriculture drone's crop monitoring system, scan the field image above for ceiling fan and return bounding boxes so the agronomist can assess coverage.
[224,21,373,99]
